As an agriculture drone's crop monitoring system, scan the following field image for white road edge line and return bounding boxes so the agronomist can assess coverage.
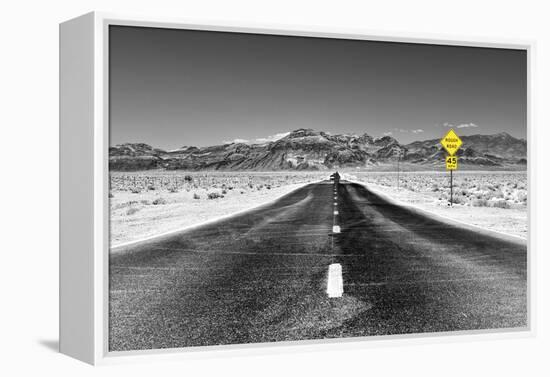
[333,225,341,233]
[110,180,323,251]
[334,210,339,215]
[347,178,527,244]
[327,263,343,298]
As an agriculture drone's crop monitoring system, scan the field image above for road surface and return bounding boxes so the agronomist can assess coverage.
[109,180,527,351]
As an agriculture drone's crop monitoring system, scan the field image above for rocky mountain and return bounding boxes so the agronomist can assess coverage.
[108,143,166,171]
[109,129,526,171]
[405,132,527,167]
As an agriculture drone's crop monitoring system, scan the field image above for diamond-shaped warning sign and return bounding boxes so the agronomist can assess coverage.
[440,129,463,156]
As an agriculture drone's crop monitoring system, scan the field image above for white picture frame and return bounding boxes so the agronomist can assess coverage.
[59,11,535,365]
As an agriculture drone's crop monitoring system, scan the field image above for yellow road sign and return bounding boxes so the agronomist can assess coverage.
[446,155,458,170]
[440,129,463,156]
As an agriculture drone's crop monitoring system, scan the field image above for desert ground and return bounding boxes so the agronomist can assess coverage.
[109,170,527,247]
[346,171,527,238]
[109,171,327,246]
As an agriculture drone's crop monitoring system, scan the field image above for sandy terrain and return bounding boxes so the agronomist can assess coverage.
[345,172,527,239]
[110,170,527,247]
[110,180,317,247]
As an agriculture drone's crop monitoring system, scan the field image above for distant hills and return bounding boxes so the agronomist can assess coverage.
[109,128,527,171]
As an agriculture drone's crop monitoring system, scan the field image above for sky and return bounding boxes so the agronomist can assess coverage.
[109,26,527,150]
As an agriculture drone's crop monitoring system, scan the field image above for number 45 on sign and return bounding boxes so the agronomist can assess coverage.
[446,155,458,170]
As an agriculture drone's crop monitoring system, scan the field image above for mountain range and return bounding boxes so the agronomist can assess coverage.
[109,128,527,171]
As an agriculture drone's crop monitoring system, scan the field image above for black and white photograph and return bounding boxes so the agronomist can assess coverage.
[107,25,528,352]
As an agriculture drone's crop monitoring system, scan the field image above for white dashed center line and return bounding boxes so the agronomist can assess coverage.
[327,180,343,298]
[327,263,344,298]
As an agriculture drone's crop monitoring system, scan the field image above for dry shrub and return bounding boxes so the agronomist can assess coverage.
[152,197,167,205]
[126,207,140,215]
[207,192,223,200]
[471,198,488,207]
[489,199,510,209]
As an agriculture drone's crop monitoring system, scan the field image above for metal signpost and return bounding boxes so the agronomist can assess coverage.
[396,148,404,190]
[397,151,400,190]
[440,129,462,206]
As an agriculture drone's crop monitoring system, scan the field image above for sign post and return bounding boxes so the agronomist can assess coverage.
[440,129,462,206]
[445,155,458,205]
[396,148,404,190]
[397,152,399,190]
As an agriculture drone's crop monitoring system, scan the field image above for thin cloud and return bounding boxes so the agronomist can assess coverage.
[223,138,249,144]
[457,123,479,129]
[253,132,291,144]
[223,132,290,145]
[392,128,424,134]
[383,131,393,136]
[441,122,479,129]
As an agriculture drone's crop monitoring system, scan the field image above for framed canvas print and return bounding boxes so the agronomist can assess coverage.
[59,12,533,365]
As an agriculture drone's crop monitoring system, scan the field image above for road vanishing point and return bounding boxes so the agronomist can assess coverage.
[109,180,527,351]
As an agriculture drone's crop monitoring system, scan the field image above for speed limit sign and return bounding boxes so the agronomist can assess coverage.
[446,155,458,170]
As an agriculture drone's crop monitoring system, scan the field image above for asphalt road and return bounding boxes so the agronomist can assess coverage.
[109,180,527,351]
